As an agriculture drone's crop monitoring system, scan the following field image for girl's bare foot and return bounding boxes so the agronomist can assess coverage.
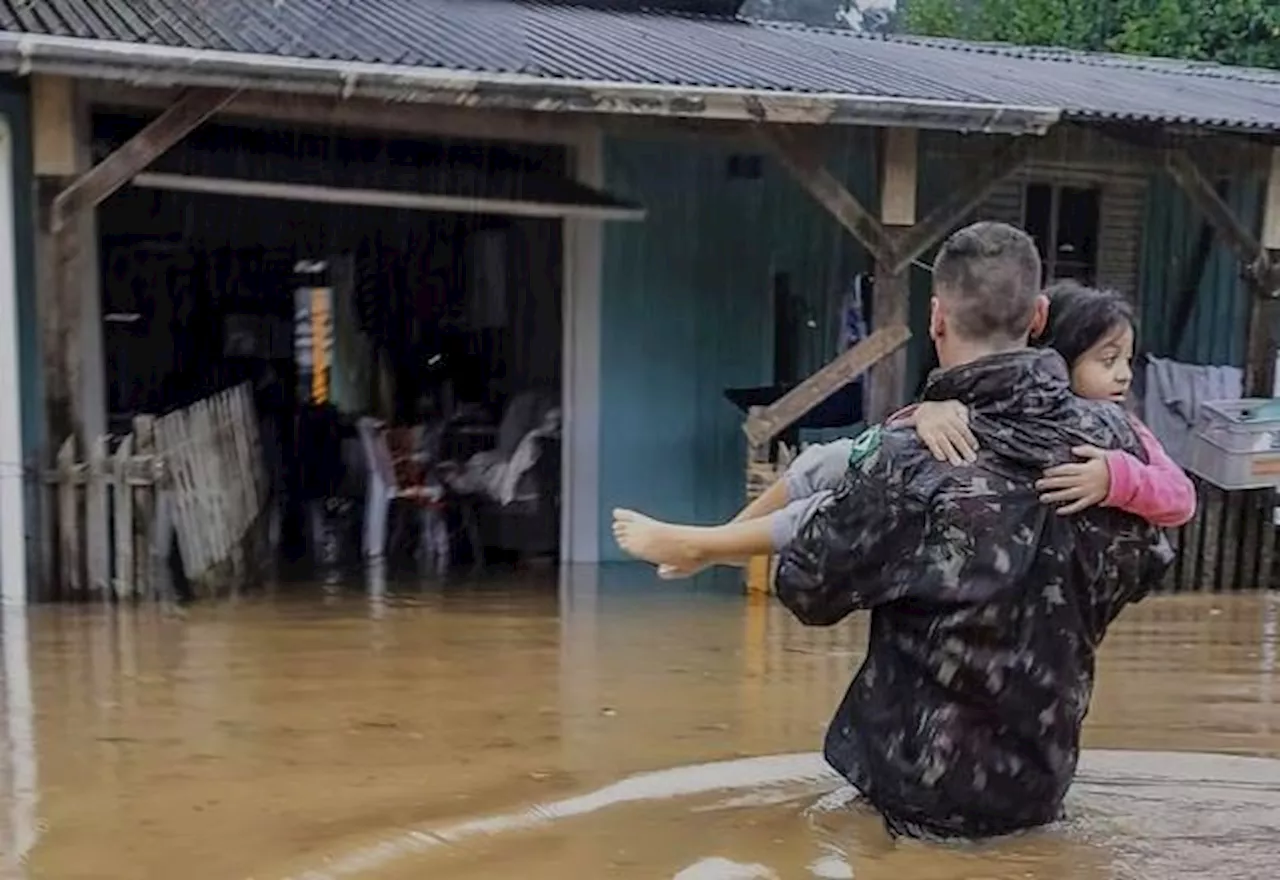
[612,509,704,570]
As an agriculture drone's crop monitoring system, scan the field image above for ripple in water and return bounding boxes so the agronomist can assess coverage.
[287,750,1280,880]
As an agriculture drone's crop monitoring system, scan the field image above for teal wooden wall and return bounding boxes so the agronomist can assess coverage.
[594,129,1264,560]
[1136,172,1262,367]
[596,133,877,560]
[0,78,42,581]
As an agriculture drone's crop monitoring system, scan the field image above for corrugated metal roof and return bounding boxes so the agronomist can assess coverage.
[3,0,1280,133]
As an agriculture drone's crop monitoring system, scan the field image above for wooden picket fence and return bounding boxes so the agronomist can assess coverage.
[46,383,267,599]
[1163,478,1280,593]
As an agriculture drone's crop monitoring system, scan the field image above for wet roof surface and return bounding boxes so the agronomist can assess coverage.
[5,0,1280,132]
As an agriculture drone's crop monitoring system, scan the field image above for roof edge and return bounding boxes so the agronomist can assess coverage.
[0,31,1060,136]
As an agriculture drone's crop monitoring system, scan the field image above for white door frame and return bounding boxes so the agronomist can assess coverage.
[560,131,605,563]
[0,115,28,606]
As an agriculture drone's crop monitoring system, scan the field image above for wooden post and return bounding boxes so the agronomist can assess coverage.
[132,415,157,599]
[86,435,109,595]
[1253,148,1280,591]
[55,437,79,597]
[1248,147,1280,398]
[1263,148,1280,254]
[33,77,83,566]
[744,441,773,596]
[112,434,134,598]
[33,76,109,591]
[868,129,918,424]
[744,440,796,596]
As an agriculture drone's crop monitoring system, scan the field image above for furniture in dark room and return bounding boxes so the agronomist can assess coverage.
[440,389,561,562]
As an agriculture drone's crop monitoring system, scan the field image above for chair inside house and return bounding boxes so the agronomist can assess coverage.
[356,416,457,571]
[438,388,561,561]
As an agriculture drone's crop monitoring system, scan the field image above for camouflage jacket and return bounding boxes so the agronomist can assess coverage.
[775,348,1174,839]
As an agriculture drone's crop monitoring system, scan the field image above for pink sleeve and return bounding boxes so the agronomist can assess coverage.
[1103,419,1197,527]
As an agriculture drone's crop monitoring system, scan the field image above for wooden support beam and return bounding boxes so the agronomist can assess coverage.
[743,324,911,448]
[31,75,78,177]
[868,128,918,423]
[1264,148,1280,252]
[51,87,237,231]
[880,128,918,226]
[760,125,895,265]
[1164,149,1267,273]
[1244,147,1280,398]
[888,137,1035,275]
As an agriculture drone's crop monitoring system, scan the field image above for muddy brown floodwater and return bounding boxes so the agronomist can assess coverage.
[1,567,1278,880]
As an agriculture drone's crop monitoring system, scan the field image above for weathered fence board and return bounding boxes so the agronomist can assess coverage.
[45,383,266,600]
[154,384,265,595]
[1163,479,1278,594]
[56,437,80,595]
[87,435,109,593]
[112,433,133,598]
[133,416,156,599]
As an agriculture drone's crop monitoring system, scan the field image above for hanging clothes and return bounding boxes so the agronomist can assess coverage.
[837,273,871,353]
[835,274,872,423]
[1142,355,1243,469]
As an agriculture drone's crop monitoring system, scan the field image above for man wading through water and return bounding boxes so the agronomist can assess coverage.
[775,222,1173,839]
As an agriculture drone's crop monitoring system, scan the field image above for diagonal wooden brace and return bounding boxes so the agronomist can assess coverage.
[760,124,897,265]
[1164,149,1273,284]
[51,87,238,232]
[744,324,912,448]
[889,137,1037,275]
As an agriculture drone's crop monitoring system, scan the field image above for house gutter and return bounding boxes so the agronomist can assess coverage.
[0,31,1062,135]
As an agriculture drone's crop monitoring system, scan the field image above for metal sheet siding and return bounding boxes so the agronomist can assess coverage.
[1137,173,1261,366]
[4,2,1280,133]
[596,131,877,560]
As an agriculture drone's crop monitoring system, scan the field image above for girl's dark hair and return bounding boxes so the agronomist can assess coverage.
[1036,280,1135,367]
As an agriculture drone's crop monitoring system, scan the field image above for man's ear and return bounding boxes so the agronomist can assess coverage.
[928,297,944,341]
[1027,294,1050,338]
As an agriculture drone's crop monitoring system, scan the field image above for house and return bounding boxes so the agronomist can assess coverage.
[0,0,1278,600]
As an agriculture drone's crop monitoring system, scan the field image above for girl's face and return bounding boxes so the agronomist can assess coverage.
[1069,321,1134,403]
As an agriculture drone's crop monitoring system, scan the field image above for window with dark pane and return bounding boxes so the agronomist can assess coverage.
[1021,182,1101,285]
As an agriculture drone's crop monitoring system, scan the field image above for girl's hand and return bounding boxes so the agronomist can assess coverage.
[1036,445,1111,514]
[911,401,977,465]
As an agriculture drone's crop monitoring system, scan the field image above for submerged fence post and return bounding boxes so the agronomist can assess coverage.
[55,437,79,596]
[133,415,157,599]
[111,433,133,598]
[86,435,110,596]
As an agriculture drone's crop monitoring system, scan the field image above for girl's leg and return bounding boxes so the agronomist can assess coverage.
[613,493,832,571]
[655,440,855,578]
[783,438,854,501]
[656,439,853,578]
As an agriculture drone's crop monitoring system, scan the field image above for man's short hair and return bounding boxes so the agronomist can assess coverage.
[932,221,1042,343]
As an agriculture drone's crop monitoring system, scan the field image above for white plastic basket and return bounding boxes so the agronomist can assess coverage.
[1186,398,1280,490]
